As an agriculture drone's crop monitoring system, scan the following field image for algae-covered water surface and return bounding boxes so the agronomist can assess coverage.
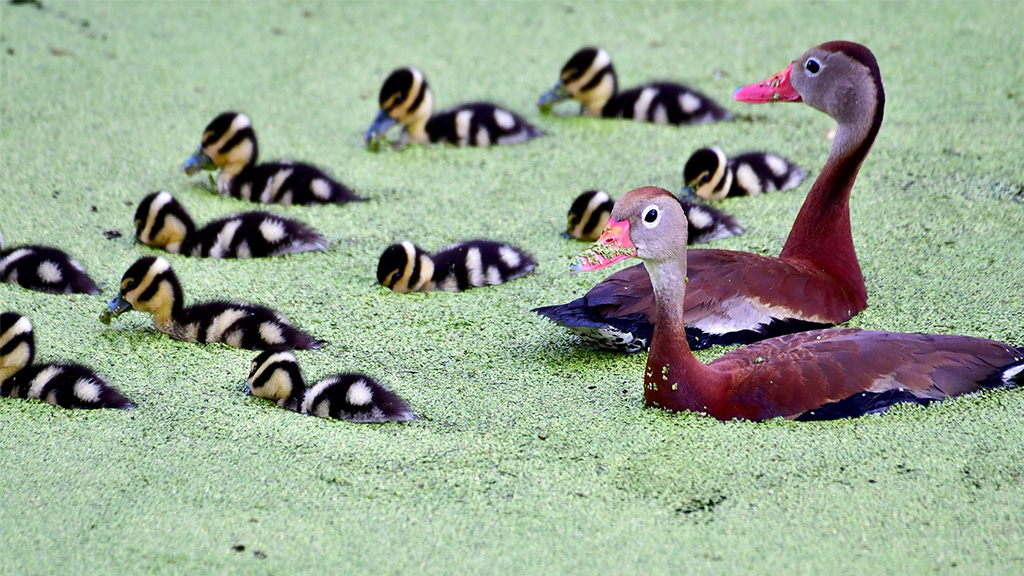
[2,2,1023,574]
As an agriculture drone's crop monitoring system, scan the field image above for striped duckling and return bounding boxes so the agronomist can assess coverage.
[538,47,731,125]
[681,147,807,201]
[0,228,99,295]
[377,240,536,293]
[566,190,744,244]
[134,191,327,258]
[100,256,322,350]
[364,67,543,148]
[1,312,133,409]
[182,112,363,206]
[245,350,415,423]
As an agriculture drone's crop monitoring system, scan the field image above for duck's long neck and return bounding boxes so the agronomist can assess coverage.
[644,254,727,413]
[780,100,882,301]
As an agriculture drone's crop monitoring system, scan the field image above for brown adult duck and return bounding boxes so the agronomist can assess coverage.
[570,186,1024,421]
[536,41,883,353]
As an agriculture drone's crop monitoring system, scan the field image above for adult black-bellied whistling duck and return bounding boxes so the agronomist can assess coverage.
[535,41,884,353]
[571,186,1024,421]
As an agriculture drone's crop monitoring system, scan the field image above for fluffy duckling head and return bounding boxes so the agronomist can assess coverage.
[365,67,435,144]
[246,350,304,408]
[133,192,197,254]
[376,241,435,293]
[1,312,35,384]
[566,190,614,241]
[101,256,183,327]
[539,47,617,116]
[182,112,258,177]
[681,147,730,201]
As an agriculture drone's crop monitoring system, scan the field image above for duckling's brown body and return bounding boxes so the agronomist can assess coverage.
[377,240,536,293]
[1,312,133,409]
[539,47,731,125]
[246,350,415,423]
[365,68,542,148]
[183,112,362,206]
[102,256,322,350]
[134,191,326,258]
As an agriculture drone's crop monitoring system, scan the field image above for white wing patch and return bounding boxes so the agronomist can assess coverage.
[73,378,103,403]
[310,178,331,200]
[686,206,715,231]
[258,321,286,345]
[206,309,248,343]
[465,247,484,286]
[680,93,702,114]
[493,109,516,130]
[765,154,789,176]
[734,164,762,196]
[37,260,63,284]
[632,87,658,120]
[498,245,521,268]
[259,219,287,244]
[345,379,374,406]
[27,365,63,399]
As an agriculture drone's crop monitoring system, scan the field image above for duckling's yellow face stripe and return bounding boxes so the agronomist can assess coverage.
[247,351,297,402]
[202,113,254,172]
[0,315,33,383]
[121,257,175,317]
[137,192,188,252]
[387,241,420,293]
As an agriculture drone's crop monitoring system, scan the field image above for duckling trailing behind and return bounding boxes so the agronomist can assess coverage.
[539,47,731,125]
[377,240,536,293]
[681,147,807,201]
[566,190,744,244]
[365,67,543,148]
[1,312,133,409]
[245,350,415,423]
[0,228,100,294]
[134,191,327,258]
[100,256,322,350]
[182,112,363,206]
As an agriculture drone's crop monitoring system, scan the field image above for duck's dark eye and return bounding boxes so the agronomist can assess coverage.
[125,279,137,290]
[699,174,711,185]
[805,58,821,75]
[644,209,658,223]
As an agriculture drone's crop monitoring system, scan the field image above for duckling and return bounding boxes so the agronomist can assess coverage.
[182,112,363,206]
[681,147,807,201]
[565,190,744,244]
[245,350,415,423]
[100,256,322,350]
[0,228,100,294]
[364,67,543,148]
[1,312,133,409]
[377,240,536,293]
[134,191,327,258]
[538,47,731,125]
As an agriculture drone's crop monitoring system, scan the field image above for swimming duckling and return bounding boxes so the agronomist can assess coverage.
[0,228,100,294]
[377,240,536,293]
[245,350,415,423]
[538,47,731,125]
[100,256,322,350]
[681,147,807,201]
[364,67,543,148]
[134,191,327,258]
[566,190,744,244]
[1,312,133,409]
[182,112,363,206]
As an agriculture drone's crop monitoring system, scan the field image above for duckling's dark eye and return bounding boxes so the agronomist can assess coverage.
[641,204,661,229]
[699,174,711,185]
[249,362,257,375]
[805,58,822,76]
[125,279,137,290]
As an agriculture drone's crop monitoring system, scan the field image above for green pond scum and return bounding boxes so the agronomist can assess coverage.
[1,1,1023,575]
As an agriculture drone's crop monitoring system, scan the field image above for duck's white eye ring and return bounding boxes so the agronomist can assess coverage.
[804,57,823,76]
[641,204,661,229]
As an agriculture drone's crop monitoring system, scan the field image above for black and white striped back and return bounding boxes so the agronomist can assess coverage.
[604,83,731,125]
[301,373,415,423]
[425,103,543,147]
[0,245,100,294]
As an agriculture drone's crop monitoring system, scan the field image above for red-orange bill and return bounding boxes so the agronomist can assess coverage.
[568,219,637,274]
[733,63,801,103]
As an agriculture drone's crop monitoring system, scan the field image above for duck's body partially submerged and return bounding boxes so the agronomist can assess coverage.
[182,112,362,206]
[377,240,536,293]
[134,191,327,258]
[564,189,744,244]
[365,67,542,148]
[536,41,884,353]
[1,312,133,409]
[0,230,100,295]
[246,350,415,423]
[101,256,322,350]
[572,186,1024,421]
[681,147,807,201]
[539,47,731,125]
